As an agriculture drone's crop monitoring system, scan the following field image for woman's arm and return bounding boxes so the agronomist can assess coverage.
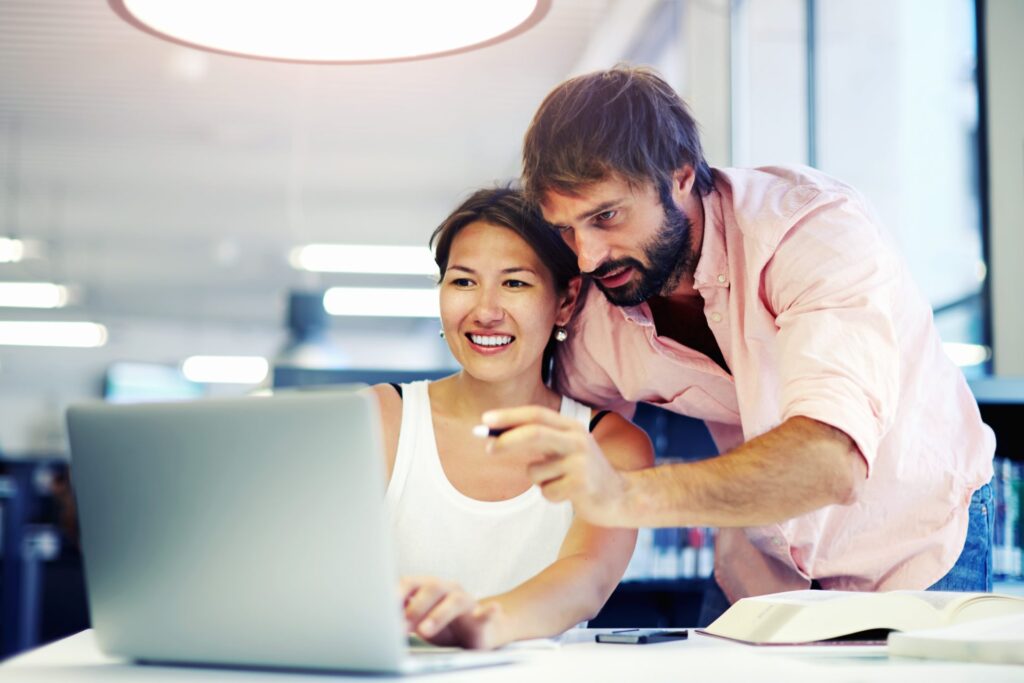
[481,413,652,642]
[365,384,402,481]
[405,413,653,648]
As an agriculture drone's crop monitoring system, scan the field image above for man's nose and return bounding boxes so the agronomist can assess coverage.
[573,228,608,274]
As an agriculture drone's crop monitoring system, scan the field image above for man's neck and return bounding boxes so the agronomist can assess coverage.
[644,189,729,372]
[662,187,707,301]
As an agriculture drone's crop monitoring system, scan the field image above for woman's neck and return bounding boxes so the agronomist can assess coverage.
[431,371,560,420]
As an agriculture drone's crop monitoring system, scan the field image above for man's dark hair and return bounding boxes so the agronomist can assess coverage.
[429,187,579,383]
[522,65,714,205]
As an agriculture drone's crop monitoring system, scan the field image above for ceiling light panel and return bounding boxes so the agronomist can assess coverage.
[323,286,439,318]
[111,0,550,64]
[0,282,69,309]
[290,244,437,276]
[0,321,108,348]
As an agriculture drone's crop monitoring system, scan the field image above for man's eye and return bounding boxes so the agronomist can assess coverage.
[596,210,617,222]
[554,224,573,233]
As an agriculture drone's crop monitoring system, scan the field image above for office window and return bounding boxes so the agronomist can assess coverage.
[730,0,808,168]
[732,0,987,373]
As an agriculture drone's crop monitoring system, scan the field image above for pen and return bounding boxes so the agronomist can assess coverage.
[472,424,511,438]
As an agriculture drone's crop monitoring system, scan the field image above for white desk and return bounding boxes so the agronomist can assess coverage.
[3,629,1023,682]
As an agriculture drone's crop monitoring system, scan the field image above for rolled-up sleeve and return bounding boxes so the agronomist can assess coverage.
[764,196,901,474]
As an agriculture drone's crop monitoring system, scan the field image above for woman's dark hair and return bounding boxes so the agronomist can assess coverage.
[429,186,578,383]
[522,65,714,205]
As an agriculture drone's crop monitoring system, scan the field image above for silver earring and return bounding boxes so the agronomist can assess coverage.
[554,326,568,342]
[439,329,445,339]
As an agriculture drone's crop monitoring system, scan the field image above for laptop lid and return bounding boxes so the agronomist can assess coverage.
[68,390,414,672]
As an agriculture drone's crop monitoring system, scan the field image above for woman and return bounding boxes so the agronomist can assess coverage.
[369,188,653,650]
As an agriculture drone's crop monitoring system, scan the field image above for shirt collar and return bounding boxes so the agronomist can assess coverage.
[692,183,729,292]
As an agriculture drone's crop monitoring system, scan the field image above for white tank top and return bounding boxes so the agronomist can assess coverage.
[384,381,590,599]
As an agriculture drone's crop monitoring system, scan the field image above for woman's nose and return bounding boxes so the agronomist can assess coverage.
[472,287,505,323]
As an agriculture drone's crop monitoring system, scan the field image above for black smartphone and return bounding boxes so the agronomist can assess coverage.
[595,629,689,644]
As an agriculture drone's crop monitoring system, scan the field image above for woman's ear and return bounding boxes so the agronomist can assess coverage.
[555,276,582,327]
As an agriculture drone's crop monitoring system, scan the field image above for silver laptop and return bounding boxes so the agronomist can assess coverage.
[66,390,514,674]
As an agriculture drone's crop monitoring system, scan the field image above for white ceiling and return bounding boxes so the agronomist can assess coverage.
[0,0,619,327]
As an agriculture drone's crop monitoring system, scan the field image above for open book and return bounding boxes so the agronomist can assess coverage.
[698,590,1024,646]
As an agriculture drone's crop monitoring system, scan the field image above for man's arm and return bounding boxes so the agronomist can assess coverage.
[621,416,866,528]
[485,408,865,529]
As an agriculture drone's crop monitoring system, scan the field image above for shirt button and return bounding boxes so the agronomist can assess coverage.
[717,274,727,284]
[710,312,723,323]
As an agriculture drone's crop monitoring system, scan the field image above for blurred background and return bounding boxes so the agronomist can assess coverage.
[1,0,1022,657]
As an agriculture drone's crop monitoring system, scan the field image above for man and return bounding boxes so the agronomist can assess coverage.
[480,66,994,624]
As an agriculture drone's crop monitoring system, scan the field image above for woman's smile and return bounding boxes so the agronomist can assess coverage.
[466,333,515,353]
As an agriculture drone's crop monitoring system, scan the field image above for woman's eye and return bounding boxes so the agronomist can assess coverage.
[505,279,528,288]
[450,278,473,287]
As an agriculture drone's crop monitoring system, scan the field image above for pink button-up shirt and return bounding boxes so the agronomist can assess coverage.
[554,165,994,600]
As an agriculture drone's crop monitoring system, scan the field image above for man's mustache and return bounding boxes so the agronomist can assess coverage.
[588,257,645,280]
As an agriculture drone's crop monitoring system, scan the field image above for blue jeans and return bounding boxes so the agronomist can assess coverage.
[927,481,994,592]
[697,482,995,626]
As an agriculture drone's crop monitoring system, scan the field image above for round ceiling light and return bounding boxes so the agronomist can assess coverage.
[109,0,551,64]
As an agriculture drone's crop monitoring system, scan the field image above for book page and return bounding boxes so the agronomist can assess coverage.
[746,590,864,605]
[874,591,1024,623]
[709,589,1018,644]
[951,593,1024,622]
[709,590,1024,645]
[706,591,935,644]
[892,590,982,612]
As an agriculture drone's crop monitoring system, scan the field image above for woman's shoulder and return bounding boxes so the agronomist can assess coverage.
[587,408,654,471]
[365,384,408,477]
[365,384,404,429]
[367,381,403,401]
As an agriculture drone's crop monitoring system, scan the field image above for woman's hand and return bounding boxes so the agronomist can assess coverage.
[481,405,631,527]
[399,577,506,650]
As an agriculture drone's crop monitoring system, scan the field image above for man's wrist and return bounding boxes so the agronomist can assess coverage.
[615,470,644,527]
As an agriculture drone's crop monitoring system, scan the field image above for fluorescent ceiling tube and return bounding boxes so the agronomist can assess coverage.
[323,287,439,318]
[0,321,108,348]
[0,282,69,308]
[290,244,437,276]
[109,0,550,64]
[942,342,991,368]
[182,355,269,384]
[0,238,24,263]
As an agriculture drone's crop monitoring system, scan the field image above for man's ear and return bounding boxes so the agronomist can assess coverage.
[671,164,696,204]
[555,276,583,326]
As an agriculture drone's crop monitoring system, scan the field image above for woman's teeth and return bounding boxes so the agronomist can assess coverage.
[469,334,513,347]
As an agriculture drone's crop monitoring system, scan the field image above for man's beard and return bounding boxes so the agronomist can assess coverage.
[590,198,695,307]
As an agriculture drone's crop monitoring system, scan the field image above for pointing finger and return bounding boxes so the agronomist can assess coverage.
[481,405,579,432]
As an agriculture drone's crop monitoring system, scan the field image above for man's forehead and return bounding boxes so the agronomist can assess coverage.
[540,176,650,220]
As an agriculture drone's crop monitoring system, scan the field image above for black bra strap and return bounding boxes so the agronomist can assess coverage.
[588,410,611,432]
[389,382,403,399]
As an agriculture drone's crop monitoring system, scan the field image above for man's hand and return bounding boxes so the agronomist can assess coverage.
[399,577,505,650]
[482,405,631,527]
